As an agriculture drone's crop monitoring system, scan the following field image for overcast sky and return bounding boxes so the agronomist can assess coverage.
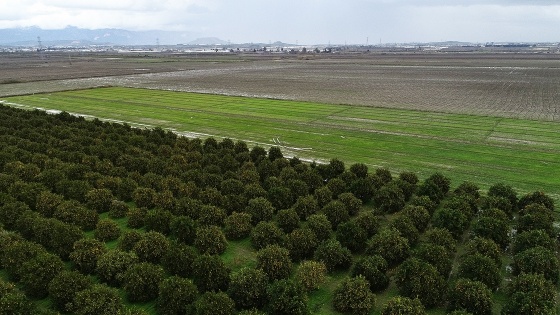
[1,0,559,44]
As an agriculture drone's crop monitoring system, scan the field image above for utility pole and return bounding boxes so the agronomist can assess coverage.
[37,36,45,60]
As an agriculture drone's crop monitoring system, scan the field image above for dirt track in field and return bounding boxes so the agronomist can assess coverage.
[1,52,559,121]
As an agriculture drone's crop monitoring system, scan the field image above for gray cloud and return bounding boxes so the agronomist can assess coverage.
[0,0,558,44]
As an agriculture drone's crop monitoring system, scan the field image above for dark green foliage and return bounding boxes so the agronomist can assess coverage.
[478,207,508,222]
[267,185,293,210]
[251,221,285,250]
[326,178,347,197]
[14,210,40,239]
[501,273,556,315]
[366,228,410,267]
[284,228,318,261]
[96,250,139,287]
[512,247,560,283]
[33,216,83,259]
[133,231,170,264]
[145,208,173,234]
[268,146,283,161]
[374,183,406,214]
[123,262,165,302]
[155,190,177,212]
[2,240,46,280]
[401,205,430,232]
[351,255,390,292]
[471,216,510,249]
[228,267,269,309]
[161,241,197,278]
[126,207,147,228]
[413,243,453,277]
[295,260,327,292]
[132,187,157,209]
[293,195,319,220]
[193,254,231,292]
[256,244,292,281]
[336,220,368,253]
[277,208,300,233]
[457,253,501,289]
[20,252,64,298]
[519,202,555,222]
[423,227,457,253]
[169,215,197,244]
[305,213,332,241]
[448,279,492,315]
[55,178,93,202]
[157,276,198,315]
[381,296,426,315]
[224,212,253,239]
[246,197,275,224]
[70,238,107,274]
[35,190,64,217]
[328,158,346,179]
[349,163,368,178]
[95,218,121,241]
[338,192,362,216]
[72,284,124,315]
[453,181,480,199]
[322,200,349,229]
[432,207,469,239]
[394,258,447,308]
[193,291,236,315]
[518,191,554,211]
[9,180,46,209]
[220,178,245,195]
[512,229,556,254]
[389,215,420,245]
[313,239,353,272]
[198,205,227,227]
[49,270,92,313]
[54,199,99,231]
[118,230,143,251]
[374,168,392,184]
[267,279,310,315]
[464,237,502,267]
[354,211,379,237]
[86,188,114,213]
[332,276,376,315]
[194,225,228,255]
[0,231,24,267]
[426,172,451,194]
[516,212,555,237]
[0,201,30,230]
[409,195,437,215]
[108,199,129,218]
[482,196,513,217]
[314,186,333,208]
[176,197,203,220]
[0,280,36,314]
[487,182,518,211]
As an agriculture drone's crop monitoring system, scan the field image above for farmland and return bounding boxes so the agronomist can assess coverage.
[0,51,559,314]
[3,86,559,201]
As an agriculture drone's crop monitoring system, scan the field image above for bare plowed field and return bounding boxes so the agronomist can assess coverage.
[1,52,559,121]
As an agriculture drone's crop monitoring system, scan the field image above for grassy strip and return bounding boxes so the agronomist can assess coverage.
[4,87,559,202]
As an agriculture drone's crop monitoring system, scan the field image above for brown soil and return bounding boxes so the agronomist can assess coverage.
[1,51,559,121]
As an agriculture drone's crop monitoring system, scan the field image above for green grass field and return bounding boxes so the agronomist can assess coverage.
[3,86,559,202]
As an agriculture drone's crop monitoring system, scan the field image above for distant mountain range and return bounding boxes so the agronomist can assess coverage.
[0,26,205,46]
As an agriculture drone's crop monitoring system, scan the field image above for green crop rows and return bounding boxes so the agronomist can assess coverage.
[4,86,559,202]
